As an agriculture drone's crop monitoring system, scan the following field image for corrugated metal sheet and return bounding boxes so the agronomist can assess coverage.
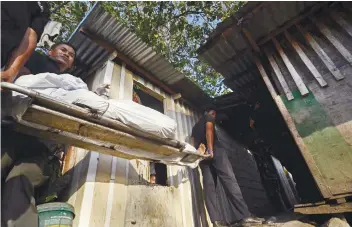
[198,2,321,95]
[68,3,210,107]
[69,4,184,85]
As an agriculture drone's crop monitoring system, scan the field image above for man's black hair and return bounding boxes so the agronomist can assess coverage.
[202,103,217,113]
[50,42,77,57]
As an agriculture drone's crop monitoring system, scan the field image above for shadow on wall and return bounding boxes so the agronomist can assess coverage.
[58,148,211,227]
[189,167,210,227]
[59,151,151,202]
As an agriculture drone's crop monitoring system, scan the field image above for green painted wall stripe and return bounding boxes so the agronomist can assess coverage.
[282,90,352,195]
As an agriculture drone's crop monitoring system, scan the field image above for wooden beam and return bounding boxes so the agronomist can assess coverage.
[79,28,176,95]
[171,93,182,100]
[272,37,309,96]
[284,30,328,88]
[296,24,345,81]
[336,198,347,204]
[252,54,332,199]
[311,17,352,65]
[257,2,329,46]
[329,11,352,37]
[242,28,260,52]
[264,49,294,101]
[294,201,352,214]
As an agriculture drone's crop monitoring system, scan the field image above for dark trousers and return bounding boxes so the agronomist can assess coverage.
[200,145,251,223]
[1,128,54,227]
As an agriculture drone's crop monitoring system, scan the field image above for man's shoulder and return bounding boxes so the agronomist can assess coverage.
[25,51,60,74]
[26,51,48,65]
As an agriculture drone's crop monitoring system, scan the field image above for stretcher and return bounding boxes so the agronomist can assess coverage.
[1,82,207,166]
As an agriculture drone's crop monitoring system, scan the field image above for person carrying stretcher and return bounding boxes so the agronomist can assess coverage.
[1,42,76,227]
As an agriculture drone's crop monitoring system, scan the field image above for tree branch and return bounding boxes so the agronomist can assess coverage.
[172,10,206,20]
[51,1,70,15]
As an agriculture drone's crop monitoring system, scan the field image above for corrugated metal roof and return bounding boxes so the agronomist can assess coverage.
[198,2,320,95]
[68,4,184,85]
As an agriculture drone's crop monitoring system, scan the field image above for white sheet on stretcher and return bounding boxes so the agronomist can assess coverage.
[6,73,201,168]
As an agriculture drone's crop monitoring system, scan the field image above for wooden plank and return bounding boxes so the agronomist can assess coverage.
[133,79,165,101]
[329,11,352,37]
[23,105,180,156]
[14,123,140,160]
[336,198,347,204]
[264,49,294,101]
[252,54,332,198]
[284,30,328,87]
[311,17,352,65]
[328,193,352,200]
[296,24,345,81]
[294,201,352,214]
[242,28,260,52]
[272,37,309,96]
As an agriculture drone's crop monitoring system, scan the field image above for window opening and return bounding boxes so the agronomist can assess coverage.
[133,83,168,186]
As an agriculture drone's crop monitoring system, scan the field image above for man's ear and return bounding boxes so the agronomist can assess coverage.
[48,49,53,56]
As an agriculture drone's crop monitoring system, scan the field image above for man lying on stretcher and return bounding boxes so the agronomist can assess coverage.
[1,42,76,227]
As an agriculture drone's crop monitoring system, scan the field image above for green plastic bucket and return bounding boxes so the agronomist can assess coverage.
[37,202,75,227]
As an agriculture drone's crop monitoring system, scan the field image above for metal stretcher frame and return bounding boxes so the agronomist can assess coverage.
[1,82,207,164]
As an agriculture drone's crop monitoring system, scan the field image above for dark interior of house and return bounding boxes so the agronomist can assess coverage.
[215,74,323,211]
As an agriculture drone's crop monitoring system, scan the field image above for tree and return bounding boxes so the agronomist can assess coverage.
[49,1,94,42]
[49,1,244,97]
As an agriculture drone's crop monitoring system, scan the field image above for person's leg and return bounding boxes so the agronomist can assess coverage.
[1,156,50,227]
[199,160,220,223]
[1,128,41,181]
[1,128,20,181]
[212,146,251,221]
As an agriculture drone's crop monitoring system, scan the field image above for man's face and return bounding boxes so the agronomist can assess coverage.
[208,110,216,119]
[48,44,75,72]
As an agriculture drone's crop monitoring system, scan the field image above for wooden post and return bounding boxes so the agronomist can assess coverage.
[272,37,309,96]
[329,11,352,37]
[311,17,352,65]
[296,24,345,81]
[284,30,328,87]
[264,49,294,101]
[242,28,260,52]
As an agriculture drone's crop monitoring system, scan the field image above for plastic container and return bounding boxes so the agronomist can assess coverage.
[37,202,75,227]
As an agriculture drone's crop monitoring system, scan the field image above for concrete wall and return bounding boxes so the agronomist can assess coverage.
[258,4,352,197]
[63,61,211,227]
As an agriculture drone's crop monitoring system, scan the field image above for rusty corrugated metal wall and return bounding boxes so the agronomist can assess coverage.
[64,61,211,227]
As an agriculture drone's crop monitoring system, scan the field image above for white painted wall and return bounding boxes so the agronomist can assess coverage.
[64,61,210,227]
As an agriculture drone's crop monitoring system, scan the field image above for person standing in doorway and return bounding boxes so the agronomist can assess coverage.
[191,105,264,227]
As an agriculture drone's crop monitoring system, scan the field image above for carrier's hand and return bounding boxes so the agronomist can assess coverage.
[1,68,17,85]
[207,149,214,159]
[1,70,14,82]
[1,70,15,92]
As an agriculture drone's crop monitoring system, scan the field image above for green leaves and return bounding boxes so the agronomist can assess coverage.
[50,1,244,97]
